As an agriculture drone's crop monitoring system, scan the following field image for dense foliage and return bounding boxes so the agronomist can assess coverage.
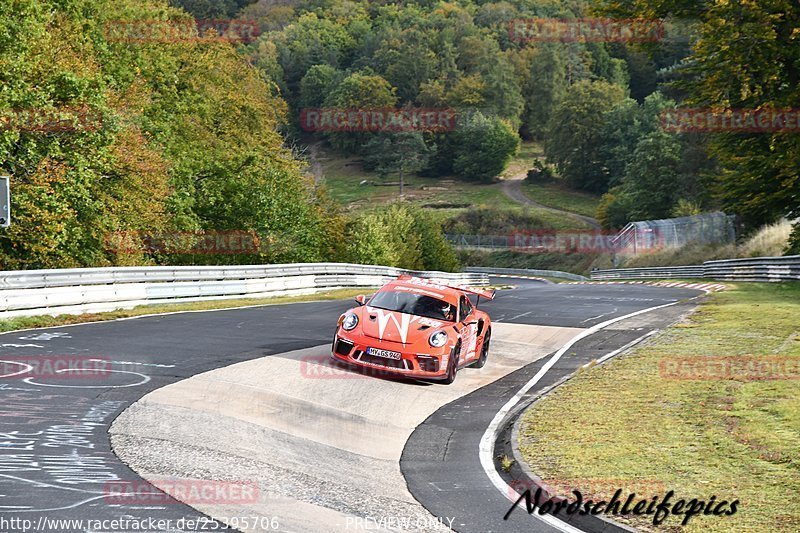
[170,0,257,19]
[243,0,791,241]
[0,0,476,272]
[595,0,800,249]
[241,0,645,184]
[3,0,798,272]
[345,204,460,272]
[0,0,346,269]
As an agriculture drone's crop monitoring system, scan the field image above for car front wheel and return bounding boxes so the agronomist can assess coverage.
[443,343,460,385]
[472,328,491,369]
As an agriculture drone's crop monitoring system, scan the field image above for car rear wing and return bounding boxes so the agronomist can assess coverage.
[464,286,496,301]
[396,275,496,301]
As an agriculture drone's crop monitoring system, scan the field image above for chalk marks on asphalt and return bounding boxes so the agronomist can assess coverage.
[18,332,72,341]
[0,361,34,379]
[23,368,151,389]
[0,398,128,513]
[0,350,156,515]
[88,358,176,369]
[1,344,44,349]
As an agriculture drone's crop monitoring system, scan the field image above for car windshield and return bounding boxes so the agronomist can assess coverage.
[368,291,456,322]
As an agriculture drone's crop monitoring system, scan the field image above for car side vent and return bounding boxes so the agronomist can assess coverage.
[417,325,431,331]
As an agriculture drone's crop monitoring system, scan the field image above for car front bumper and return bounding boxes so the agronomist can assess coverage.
[331,331,450,380]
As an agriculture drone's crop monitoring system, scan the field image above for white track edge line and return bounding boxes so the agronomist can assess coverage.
[479,298,695,533]
[585,329,658,369]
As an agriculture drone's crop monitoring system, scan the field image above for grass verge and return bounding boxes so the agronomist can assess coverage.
[320,154,517,210]
[517,282,800,532]
[520,181,601,218]
[0,288,368,334]
[501,141,543,180]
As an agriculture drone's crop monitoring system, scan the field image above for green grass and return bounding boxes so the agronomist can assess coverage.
[501,141,544,180]
[520,181,601,218]
[0,288,367,333]
[521,206,593,230]
[517,283,800,532]
[318,142,596,230]
[408,180,519,210]
[320,154,517,210]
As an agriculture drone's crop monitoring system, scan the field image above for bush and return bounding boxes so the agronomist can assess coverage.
[442,207,558,235]
[786,222,800,255]
[525,159,555,183]
[457,250,606,276]
[739,219,793,258]
[413,213,460,272]
[597,188,633,230]
[430,112,520,182]
[345,204,458,271]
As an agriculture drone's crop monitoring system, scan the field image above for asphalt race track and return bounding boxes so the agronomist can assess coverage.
[0,278,704,533]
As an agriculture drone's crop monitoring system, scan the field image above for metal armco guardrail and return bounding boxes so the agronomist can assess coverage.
[464,267,587,281]
[0,263,489,319]
[591,255,800,282]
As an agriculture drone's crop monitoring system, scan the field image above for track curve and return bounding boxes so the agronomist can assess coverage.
[0,279,703,532]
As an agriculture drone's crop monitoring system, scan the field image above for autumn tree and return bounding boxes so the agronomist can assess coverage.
[596,0,800,250]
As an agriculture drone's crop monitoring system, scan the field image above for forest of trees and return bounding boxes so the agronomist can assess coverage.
[0,0,797,271]
[234,0,797,248]
[242,0,632,183]
[0,0,458,271]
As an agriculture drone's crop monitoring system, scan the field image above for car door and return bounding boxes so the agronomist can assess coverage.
[459,295,479,361]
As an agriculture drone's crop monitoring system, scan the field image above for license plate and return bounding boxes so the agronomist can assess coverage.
[366,347,401,360]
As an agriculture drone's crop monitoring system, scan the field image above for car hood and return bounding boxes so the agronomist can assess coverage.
[361,306,446,345]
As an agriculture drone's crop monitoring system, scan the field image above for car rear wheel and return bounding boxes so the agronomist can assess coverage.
[443,343,460,385]
[472,328,491,369]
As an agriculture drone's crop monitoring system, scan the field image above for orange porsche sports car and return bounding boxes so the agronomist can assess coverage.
[331,275,496,384]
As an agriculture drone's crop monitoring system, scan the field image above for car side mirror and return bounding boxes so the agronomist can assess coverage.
[355,295,367,306]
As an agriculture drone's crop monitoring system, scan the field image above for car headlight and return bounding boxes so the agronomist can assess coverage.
[342,313,359,331]
[428,331,448,348]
